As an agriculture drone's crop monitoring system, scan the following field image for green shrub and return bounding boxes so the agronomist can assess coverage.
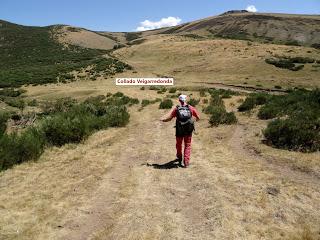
[141,99,151,107]
[129,98,139,105]
[41,113,92,146]
[103,105,130,127]
[149,86,160,91]
[199,88,207,97]
[0,127,45,170]
[169,87,177,93]
[113,92,124,97]
[238,97,256,111]
[238,93,270,112]
[156,87,167,94]
[284,40,301,46]
[202,99,208,104]
[159,99,173,109]
[210,94,224,107]
[257,89,320,120]
[209,106,237,126]
[258,104,280,119]
[188,98,200,107]
[265,58,295,70]
[0,111,10,136]
[4,98,25,111]
[0,88,25,97]
[311,43,320,49]
[42,97,77,115]
[140,86,145,90]
[264,116,319,152]
[28,99,38,107]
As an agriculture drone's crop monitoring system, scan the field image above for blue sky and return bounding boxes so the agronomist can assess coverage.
[1,0,319,31]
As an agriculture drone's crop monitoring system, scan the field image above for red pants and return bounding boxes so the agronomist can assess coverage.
[176,136,192,167]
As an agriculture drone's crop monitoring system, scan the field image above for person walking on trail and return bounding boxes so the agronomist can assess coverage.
[160,94,200,168]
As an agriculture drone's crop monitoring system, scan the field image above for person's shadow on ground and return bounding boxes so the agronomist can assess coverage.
[143,159,182,169]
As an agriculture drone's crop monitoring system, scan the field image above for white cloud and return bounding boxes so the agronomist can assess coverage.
[136,16,182,31]
[246,5,258,13]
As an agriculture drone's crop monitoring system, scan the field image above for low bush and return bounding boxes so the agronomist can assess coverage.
[264,115,319,152]
[0,93,134,171]
[0,111,10,136]
[42,97,77,115]
[3,98,26,111]
[0,88,26,97]
[311,43,320,49]
[209,106,237,126]
[169,87,177,93]
[149,86,160,91]
[41,112,93,146]
[238,97,256,112]
[103,105,130,127]
[156,87,167,94]
[159,99,173,109]
[188,98,200,107]
[265,58,295,70]
[199,88,207,97]
[141,99,151,107]
[257,104,280,119]
[238,93,270,112]
[0,127,45,170]
[265,56,314,71]
[28,99,38,107]
[204,94,237,126]
[257,89,320,120]
[257,89,320,152]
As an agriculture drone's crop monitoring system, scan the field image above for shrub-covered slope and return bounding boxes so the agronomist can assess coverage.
[0,21,130,87]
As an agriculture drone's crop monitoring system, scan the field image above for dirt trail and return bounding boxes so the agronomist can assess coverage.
[58,104,320,240]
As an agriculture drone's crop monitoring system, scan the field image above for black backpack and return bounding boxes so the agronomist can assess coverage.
[175,105,195,136]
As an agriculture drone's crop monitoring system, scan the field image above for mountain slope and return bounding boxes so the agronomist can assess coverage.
[0,21,130,87]
[150,12,320,48]
[54,25,117,50]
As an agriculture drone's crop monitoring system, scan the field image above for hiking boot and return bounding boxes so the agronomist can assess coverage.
[176,156,183,167]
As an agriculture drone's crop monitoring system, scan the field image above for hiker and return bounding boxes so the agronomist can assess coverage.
[160,94,200,168]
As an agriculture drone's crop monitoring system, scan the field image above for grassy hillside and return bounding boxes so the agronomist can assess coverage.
[0,21,130,87]
[149,12,320,48]
[114,34,320,89]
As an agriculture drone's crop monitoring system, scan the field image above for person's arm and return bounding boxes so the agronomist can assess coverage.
[191,106,200,121]
[160,106,176,122]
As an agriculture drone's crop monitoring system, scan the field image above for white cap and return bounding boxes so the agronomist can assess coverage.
[178,94,187,102]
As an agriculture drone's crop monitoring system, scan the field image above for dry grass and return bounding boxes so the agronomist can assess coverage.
[114,35,320,89]
[0,92,319,240]
[54,26,116,50]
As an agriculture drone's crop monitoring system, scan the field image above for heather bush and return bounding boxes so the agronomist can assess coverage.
[188,98,200,107]
[264,115,319,152]
[209,106,237,126]
[159,99,173,109]
[169,87,177,93]
[0,111,10,136]
[0,127,45,170]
